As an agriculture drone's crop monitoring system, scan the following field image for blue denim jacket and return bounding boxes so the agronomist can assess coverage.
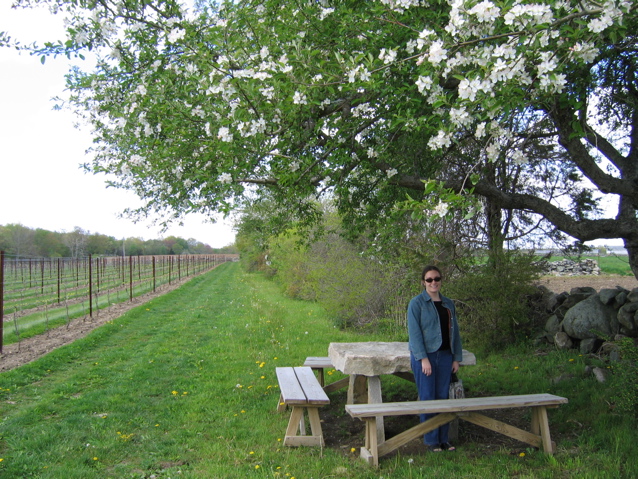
[407,290,463,362]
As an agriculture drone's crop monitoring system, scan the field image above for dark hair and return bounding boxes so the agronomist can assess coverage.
[421,265,442,281]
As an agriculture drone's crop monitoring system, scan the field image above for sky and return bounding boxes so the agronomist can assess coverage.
[0,3,236,248]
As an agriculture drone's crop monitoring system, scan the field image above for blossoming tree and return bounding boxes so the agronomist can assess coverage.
[11,0,638,277]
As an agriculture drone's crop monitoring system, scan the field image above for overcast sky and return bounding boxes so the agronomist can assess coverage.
[0,3,236,248]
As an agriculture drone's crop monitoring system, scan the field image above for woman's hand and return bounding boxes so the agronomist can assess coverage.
[421,358,432,376]
[451,360,460,374]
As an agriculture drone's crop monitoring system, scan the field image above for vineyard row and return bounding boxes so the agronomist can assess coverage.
[0,252,238,352]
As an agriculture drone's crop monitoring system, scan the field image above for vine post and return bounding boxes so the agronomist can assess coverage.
[1,250,4,354]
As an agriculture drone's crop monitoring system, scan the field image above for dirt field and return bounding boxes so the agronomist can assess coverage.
[1,275,636,373]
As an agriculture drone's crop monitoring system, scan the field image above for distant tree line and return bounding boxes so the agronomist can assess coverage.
[0,223,237,258]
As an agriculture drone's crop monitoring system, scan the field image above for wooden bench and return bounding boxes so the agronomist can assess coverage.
[303,356,349,393]
[346,393,568,467]
[276,366,330,447]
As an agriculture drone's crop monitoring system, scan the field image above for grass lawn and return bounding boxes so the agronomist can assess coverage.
[0,262,636,478]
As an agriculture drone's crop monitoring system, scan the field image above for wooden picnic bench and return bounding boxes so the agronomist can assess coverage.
[303,356,349,393]
[276,366,330,447]
[346,393,568,467]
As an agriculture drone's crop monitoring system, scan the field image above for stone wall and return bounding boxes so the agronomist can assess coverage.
[539,285,638,354]
[543,258,600,276]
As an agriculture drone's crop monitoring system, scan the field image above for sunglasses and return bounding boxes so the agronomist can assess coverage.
[424,277,442,283]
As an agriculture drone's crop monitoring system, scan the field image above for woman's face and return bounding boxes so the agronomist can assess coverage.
[422,270,442,296]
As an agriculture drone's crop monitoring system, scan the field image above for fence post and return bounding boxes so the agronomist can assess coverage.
[89,254,93,318]
[1,251,4,354]
[129,255,133,301]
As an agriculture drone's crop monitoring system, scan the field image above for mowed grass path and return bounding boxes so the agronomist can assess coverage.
[1,262,636,478]
[0,262,379,478]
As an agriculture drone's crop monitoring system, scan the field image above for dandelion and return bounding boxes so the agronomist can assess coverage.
[514,366,519,370]
[351,447,356,453]
[519,452,526,457]
[172,390,178,395]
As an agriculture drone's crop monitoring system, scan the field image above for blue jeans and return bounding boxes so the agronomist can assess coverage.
[410,350,453,446]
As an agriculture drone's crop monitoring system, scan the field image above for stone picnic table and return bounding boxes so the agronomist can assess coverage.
[328,341,476,444]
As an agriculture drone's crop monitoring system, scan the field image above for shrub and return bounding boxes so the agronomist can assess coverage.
[444,252,544,352]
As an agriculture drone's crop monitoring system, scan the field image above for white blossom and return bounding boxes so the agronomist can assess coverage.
[167,28,186,43]
[468,1,500,23]
[432,200,449,217]
[415,75,433,94]
[475,122,487,139]
[537,52,558,75]
[449,106,472,127]
[218,127,233,142]
[319,7,334,20]
[386,168,398,178]
[293,91,307,104]
[570,42,599,63]
[219,172,232,184]
[379,48,398,64]
[427,41,448,65]
[485,142,500,162]
[511,150,528,165]
[458,78,482,101]
[108,47,122,61]
[428,130,452,150]
[260,86,275,99]
[588,14,613,34]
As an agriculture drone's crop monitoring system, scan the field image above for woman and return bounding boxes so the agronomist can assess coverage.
[407,265,463,452]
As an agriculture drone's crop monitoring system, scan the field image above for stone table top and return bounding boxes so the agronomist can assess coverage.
[328,342,476,376]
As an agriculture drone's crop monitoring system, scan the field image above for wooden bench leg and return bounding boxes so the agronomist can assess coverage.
[360,417,379,467]
[532,406,555,453]
[283,406,325,447]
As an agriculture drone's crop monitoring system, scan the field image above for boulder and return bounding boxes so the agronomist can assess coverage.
[598,288,620,305]
[617,302,638,336]
[627,289,638,303]
[562,294,615,339]
[592,367,607,383]
[544,315,562,336]
[570,286,597,296]
[561,291,595,311]
[613,291,628,309]
[554,332,573,349]
[546,291,568,312]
